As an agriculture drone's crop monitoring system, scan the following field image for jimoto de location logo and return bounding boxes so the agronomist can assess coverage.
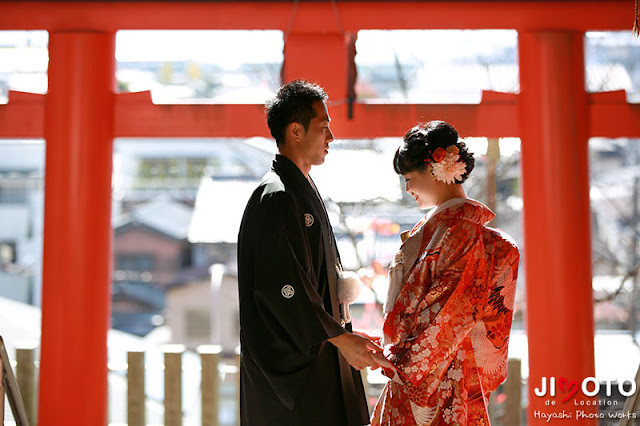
[532,376,638,421]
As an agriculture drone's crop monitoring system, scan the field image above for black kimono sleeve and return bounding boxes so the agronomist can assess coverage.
[242,190,345,406]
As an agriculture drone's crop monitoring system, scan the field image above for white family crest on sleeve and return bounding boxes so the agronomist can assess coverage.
[304,213,314,227]
[281,284,295,299]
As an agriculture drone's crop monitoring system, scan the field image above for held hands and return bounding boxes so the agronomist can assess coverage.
[352,329,382,346]
[370,351,403,384]
[328,332,403,384]
[328,332,386,371]
[369,351,394,370]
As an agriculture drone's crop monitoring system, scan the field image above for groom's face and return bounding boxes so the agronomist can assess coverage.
[298,101,335,166]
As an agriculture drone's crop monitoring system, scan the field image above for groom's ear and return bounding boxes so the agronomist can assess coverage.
[287,122,305,143]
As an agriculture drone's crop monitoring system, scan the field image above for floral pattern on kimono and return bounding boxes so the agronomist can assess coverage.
[371,199,519,426]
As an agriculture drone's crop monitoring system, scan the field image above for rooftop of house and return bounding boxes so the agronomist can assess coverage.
[114,193,193,240]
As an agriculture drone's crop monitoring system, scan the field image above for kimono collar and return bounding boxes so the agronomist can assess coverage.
[426,198,495,226]
[271,154,329,223]
[272,154,315,193]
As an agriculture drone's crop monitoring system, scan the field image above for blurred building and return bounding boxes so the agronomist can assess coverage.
[111,195,193,335]
[165,264,239,354]
[111,139,272,337]
[0,140,44,306]
[113,194,193,288]
[113,137,273,209]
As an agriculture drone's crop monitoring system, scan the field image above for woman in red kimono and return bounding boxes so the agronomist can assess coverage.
[370,121,520,425]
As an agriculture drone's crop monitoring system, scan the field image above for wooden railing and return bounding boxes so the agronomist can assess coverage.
[619,362,640,426]
[4,342,527,426]
[116,344,233,426]
[0,336,31,426]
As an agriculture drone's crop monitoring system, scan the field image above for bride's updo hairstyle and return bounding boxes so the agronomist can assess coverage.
[393,120,475,184]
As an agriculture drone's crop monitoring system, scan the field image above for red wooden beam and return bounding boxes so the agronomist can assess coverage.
[107,91,523,138]
[0,91,45,139]
[0,1,633,31]
[114,91,270,137]
[338,91,520,138]
[589,90,640,138]
[2,89,640,139]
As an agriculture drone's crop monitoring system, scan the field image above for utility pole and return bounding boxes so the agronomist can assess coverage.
[486,138,500,226]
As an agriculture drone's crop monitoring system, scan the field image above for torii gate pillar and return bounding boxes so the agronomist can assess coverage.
[39,31,115,425]
[282,31,354,107]
[519,31,596,425]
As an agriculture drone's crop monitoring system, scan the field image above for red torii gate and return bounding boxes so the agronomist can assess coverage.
[0,1,638,425]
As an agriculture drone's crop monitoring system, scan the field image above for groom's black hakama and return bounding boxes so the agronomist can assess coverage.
[237,155,369,426]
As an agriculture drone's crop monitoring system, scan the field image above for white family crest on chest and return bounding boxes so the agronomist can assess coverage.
[281,284,295,298]
[304,213,314,227]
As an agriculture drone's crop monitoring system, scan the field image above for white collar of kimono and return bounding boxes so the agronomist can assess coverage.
[425,197,485,223]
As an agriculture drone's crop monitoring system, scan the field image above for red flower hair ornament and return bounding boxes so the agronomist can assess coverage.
[424,144,467,184]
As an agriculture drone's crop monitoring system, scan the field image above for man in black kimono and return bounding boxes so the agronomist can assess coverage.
[237,80,378,425]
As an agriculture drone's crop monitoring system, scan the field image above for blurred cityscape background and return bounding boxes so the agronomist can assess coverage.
[1,29,639,424]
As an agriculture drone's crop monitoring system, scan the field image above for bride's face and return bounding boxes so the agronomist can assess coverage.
[403,167,438,209]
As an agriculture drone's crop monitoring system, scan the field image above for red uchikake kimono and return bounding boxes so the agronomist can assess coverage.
[371,198,520,426]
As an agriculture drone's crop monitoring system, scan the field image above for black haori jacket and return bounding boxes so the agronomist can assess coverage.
[237,154,369,426]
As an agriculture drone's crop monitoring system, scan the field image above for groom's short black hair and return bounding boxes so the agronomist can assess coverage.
[266,80,328,146]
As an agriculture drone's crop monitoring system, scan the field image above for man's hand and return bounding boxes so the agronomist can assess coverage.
[328,332,382,371]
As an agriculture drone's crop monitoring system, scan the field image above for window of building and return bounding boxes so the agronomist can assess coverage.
[137,158,210,179]
[0,241,16,264]
[0,179,28,203]
[116,253,156,272]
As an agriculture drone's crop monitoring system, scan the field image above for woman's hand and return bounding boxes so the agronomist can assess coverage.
[352,329,382,346]
[370,351,394,370]
[370,351,403,384]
